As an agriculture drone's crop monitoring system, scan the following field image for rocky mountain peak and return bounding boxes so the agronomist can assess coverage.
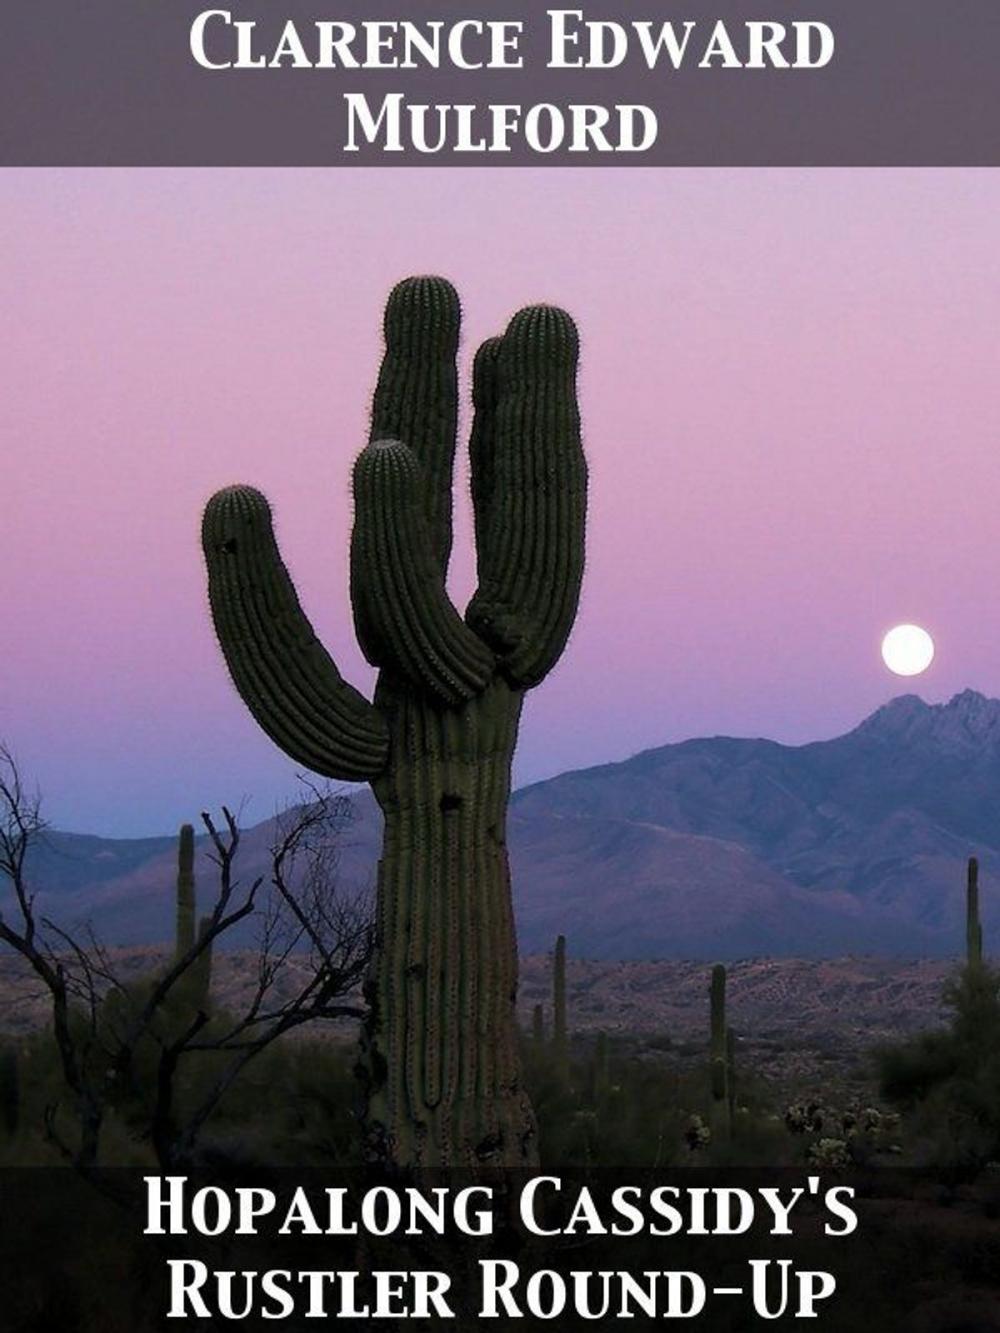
[947,687,1000,722]
[853,693,929,739]
[854,688,1000,750]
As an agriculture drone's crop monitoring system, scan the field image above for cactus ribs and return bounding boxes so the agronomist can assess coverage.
[201,276,587,1170]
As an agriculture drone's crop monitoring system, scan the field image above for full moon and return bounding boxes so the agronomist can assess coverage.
[881,624,935,677]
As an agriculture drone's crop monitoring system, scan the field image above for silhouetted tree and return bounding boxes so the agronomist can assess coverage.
[0,744,371,1169]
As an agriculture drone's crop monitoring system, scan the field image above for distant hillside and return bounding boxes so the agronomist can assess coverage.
[511,689,1000,956]
[6,690,1000,959]
[0,952,951,1087]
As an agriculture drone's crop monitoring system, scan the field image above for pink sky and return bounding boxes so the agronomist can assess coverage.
[3,169,1000,836]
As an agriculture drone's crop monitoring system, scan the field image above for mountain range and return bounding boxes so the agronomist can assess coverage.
[9,690,1000,959]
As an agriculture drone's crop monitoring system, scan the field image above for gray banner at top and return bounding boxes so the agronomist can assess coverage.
[3,0,998,165]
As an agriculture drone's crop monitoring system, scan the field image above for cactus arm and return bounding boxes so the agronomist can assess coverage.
[202,485,389,781]
[370,276,460,574]
[469,335,503,564]
[466,305,587,689]
[351,440,494,708]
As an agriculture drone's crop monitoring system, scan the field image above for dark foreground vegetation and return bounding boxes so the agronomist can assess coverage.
[3,985,1000,1333]
[3,743,1000,1328]
[3,950,999,1177]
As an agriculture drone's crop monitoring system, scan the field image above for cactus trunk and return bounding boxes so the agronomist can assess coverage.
[201,277,586,1171]
[362,679,531,1165]
[967,856,983,968]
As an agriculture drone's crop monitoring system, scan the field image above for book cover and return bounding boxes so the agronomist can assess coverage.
[2,4,999,1328]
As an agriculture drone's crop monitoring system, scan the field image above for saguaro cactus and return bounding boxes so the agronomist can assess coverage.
[201,277,586,1169]
[553,934,570,1086]
[967,856,983,968]
[175,823,196,961]
[709,963,731,1142]
[166,823,213,1014]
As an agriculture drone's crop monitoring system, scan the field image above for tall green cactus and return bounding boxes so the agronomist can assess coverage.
[174,822,211,1010]
[175,823,196,961]
[709,963,731,1142]
[200,277,586,1169]
[553,934,570,1086]
[967,856,983,968]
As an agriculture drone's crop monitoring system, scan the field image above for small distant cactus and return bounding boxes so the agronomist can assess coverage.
[967,856,984,968]
[553,934,570,1086]
[784,1099,900,1162]
[784,1101,826,1135]
[176,823,196,961]
[174,823,212,1008]
[684,1113,711,1151]
[709,963,731,1142]
[807,1137,851,1169]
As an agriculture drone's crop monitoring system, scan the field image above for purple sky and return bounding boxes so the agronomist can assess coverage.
[4,169,1000,837]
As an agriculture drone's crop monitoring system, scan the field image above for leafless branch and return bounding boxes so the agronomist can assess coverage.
[0,747,373,1170]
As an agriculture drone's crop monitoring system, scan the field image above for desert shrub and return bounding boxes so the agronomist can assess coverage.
[643,1033,674,1053]
[522,1031,800,1169]
[877,963,1000,1169]
[223,1037,363,1165]
[6,993,367,1167]
[522,1034,690,1167]
[0,1041,19,1139]
[879,1031,959,1105]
